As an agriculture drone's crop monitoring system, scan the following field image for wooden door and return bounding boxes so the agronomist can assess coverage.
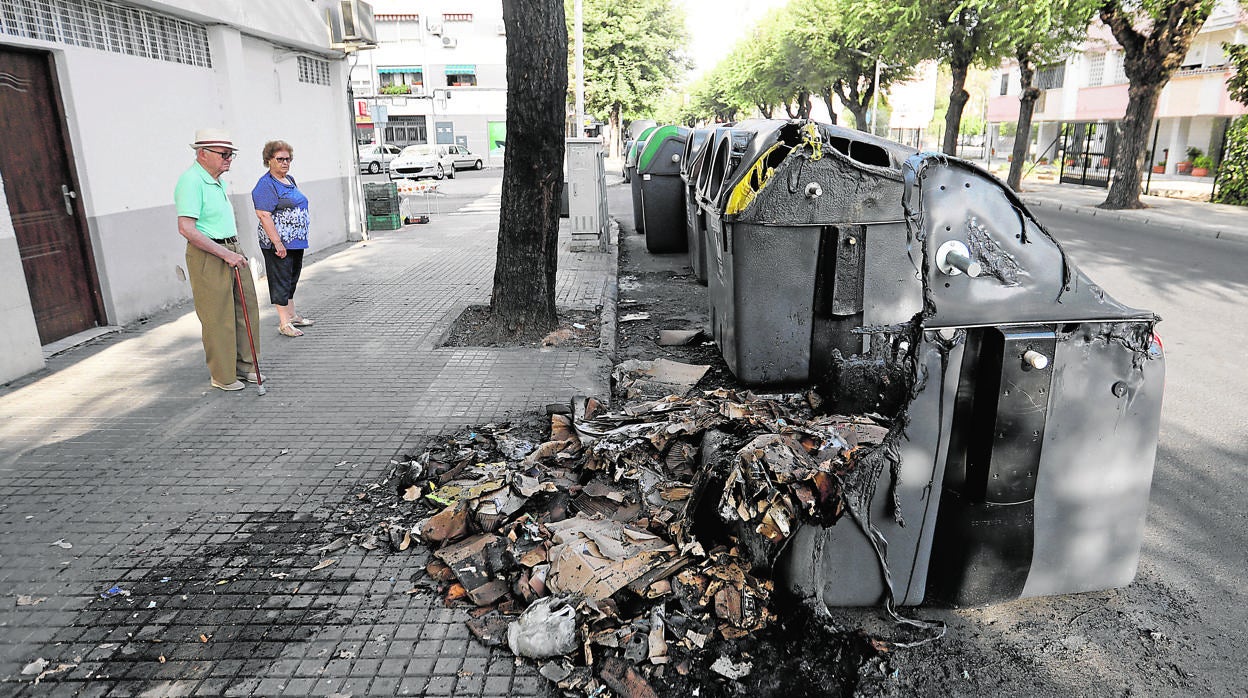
[0,47,102,344]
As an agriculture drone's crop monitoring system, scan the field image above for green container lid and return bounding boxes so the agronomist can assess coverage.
[638,125,686,171]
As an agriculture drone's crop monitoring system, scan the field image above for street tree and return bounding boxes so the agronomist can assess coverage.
[483,0,568,342]
[789,0,922,132]
[1097,0,1213,208]
[576,0,690,157]
[1003,1,1099,191]
[884,0,1014,154]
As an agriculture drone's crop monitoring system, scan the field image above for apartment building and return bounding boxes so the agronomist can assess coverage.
[351,0,506,163]
[987,0,1248,184]
[0,0,357,384]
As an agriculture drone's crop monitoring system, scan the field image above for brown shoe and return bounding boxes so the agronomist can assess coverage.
[211,379,245,391]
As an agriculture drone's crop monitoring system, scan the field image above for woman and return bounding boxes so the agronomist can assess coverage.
[252,140,314,337]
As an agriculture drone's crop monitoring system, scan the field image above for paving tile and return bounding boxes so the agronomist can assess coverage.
[0,217,613,696]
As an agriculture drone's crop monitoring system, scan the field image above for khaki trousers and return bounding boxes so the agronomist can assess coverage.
[186,241,260,385]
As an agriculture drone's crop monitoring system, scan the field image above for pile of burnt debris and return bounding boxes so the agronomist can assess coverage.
[347,360,916,695]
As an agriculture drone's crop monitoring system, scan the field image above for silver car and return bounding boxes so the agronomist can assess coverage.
[446,144,484,171]
[358,144,401,174]
[390,144,456,180]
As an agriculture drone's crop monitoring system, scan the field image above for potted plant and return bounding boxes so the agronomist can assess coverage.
[1177,146,1202,175]
[1191,155,1213,177]
[1152,161,1166,174]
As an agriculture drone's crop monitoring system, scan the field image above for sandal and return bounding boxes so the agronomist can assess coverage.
[291,316,315,327]
[278,323,304,337]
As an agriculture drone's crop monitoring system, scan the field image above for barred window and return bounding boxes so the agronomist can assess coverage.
[1086,54,1105,87]
[0,0,211,67]
[1036,62,1065,90]
[298,55,331,86]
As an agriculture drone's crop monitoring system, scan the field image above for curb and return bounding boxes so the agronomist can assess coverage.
[598,218,621,363]
[1020,197,1248,246]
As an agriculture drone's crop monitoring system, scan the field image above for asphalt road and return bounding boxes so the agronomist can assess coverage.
[1030,206,1248,671]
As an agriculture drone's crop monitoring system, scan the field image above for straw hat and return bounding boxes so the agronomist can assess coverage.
[191,128,237,151]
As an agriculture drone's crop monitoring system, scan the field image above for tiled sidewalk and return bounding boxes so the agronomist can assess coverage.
[0,210,616,696]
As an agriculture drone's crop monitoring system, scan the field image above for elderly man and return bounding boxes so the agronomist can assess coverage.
[175,128,261,391]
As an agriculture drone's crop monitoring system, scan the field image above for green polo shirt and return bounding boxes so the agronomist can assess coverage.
[174,161,238,240]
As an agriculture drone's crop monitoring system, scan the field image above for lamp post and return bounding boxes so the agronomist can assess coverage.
[574,0,584,136]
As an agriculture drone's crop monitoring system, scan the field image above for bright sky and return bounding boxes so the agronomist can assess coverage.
[678,0,790,82]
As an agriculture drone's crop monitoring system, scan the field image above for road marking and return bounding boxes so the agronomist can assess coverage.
[448,193,501,216]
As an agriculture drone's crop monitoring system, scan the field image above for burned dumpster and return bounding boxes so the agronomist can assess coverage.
[702,120,915,386]
[681,128,713,282]
[777,150,1165,608]
[636,125,691,253]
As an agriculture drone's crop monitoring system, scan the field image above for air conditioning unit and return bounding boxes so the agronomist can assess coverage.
[328,0,377,48]
[441,35,457,48]
[427,21,443,35]
[410,85,425,97]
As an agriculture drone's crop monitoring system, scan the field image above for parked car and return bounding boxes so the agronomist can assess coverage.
[389,144,456,180]
[358,144,401,174]
[446,144,484,171]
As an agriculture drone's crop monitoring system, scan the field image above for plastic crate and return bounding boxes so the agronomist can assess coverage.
[366,212,402,231]
[366,197,399,216]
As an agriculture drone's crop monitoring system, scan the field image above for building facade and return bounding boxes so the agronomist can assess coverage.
[0,0,360,384]
[987,0,1248,181]
[351,0,506,164]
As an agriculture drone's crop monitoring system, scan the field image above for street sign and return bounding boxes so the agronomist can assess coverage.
[372,104,389,126]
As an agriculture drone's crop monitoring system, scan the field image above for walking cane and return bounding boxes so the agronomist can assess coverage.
[233,266,266,396]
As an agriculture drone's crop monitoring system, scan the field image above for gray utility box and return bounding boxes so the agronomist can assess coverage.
[777,150,1165,608]
[566,138,608,251]
[700,120,915,386]
[637,125,690,253]
[680,128,713,283]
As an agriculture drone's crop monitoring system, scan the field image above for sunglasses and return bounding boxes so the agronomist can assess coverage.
[273,157,292,163]
[204,148,237,160]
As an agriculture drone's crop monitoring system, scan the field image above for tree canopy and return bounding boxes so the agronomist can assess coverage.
[573,0,691,154]
[1098,0,1214,209]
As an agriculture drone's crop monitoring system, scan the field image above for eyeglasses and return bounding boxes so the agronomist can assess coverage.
[204,148,237,160]
[273,157,292,163]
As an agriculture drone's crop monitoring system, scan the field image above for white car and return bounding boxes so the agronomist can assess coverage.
[389,144,456,180]
[358,144,401,174]
[446,144,484,171]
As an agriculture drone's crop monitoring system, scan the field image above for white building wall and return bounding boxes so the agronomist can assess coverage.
[0,0,357,384]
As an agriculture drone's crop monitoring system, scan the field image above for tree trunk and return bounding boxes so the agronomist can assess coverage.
[1007,55,1039,192]
[820,88,838,125]
[488,0,568,340]
[756,102,774,119]
[847,105,869,132]
[1101,82,1161,209]
[832,79,869,132]
[783,101,798,119]
[796,90,812,119]
[943,62,971,155]
[609,104,622,159]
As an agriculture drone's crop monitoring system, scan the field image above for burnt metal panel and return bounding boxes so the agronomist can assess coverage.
[903,155,1154,328]
[1022,321,1163,598]
[780,335,963,607]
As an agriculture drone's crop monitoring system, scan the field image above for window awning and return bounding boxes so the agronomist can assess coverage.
[378,66,423,74]
[444,64,476,74]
